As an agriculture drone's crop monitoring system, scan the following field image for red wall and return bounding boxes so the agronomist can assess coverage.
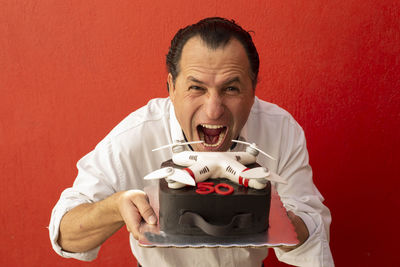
[1,1,399,266]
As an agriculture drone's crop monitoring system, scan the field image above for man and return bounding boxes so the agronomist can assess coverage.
[49,17,333,266]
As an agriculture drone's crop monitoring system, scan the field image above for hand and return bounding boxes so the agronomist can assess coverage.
[280,211,309,252]
[117,190,157,240]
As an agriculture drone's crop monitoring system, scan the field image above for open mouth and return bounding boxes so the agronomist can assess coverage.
[197,124,227,148]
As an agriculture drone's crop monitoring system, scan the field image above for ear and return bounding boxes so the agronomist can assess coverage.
[167,73,175,101]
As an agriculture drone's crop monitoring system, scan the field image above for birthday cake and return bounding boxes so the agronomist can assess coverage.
[158,161,271,237]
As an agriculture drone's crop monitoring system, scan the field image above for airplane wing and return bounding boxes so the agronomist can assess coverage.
[240,167,270,179]
[230,151,256,165]
[172,151,199,166]
[144,167,174,180]
[144,167,195,186]
[266,171,288,184]
[185,161,218,183]
[167,169,196,186]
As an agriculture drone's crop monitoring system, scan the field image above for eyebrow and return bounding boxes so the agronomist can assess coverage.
[222,77,240,86]
[187,76,205,84]
[187,76,241,86]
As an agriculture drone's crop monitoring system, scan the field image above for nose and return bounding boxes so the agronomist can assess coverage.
[204,93,224,120]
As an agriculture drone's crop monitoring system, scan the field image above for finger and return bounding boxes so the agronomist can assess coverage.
[132,192,157,225]
[118,190,156,239]
[119,196,142,239]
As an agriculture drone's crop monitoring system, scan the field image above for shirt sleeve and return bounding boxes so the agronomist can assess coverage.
[49,188,101,261]
[273,120,334,267]
[48,138,122,261]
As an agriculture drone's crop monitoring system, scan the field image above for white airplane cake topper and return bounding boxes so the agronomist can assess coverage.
[144,140,287,190]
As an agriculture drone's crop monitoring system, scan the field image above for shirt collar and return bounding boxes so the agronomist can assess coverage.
[234,96,261,149]
[230,120,249,152]
[169,102,185,144]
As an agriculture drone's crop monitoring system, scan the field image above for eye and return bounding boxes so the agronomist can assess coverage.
[224,86,240,94]
[189,85,205,91]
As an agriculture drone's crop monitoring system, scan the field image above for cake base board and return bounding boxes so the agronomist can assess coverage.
[138,184,299,248]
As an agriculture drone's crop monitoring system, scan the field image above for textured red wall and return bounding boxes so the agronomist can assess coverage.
[1,1,399,266]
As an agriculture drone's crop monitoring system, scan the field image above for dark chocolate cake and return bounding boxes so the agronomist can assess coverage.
[158,161,271,237]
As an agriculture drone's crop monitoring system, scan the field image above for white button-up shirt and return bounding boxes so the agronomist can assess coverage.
[49,97,334,266]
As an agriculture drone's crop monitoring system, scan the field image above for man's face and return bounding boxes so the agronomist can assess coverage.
[168,36,255,151]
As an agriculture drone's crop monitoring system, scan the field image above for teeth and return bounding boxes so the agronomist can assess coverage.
[201,124,224,129]
[198,127,226,147]
[204,132,225,147]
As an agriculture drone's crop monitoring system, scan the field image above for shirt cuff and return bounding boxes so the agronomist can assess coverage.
[273,214,333,267]
[48,189,100,261]
[293,211,317,236]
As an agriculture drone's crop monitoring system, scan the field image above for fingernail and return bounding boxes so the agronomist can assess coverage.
[148,215,157,224]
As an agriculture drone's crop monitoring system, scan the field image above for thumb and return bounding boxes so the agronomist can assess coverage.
[134,192,157,225]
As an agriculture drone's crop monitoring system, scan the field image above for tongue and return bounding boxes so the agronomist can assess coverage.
[205,134,219,144]
[202,127,223,136]
[202,127,223,144]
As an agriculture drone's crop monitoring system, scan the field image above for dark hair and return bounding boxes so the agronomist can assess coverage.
[166,17,259,89]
